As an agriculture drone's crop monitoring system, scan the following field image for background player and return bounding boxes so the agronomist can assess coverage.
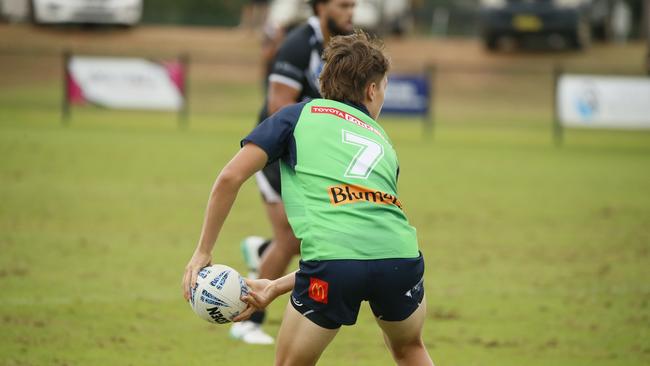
[239,0,270,31]
[182,30,434,366]
[233,0,356,345]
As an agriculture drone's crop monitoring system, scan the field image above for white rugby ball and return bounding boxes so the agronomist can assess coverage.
[189,264,249,324]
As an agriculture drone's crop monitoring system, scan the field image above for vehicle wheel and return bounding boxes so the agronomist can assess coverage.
[390,17,411,37]
[484,34,499,51]
[116,23,135,30]
[571,17,591,50]
[29,0,41,25]
[591,21,608,41]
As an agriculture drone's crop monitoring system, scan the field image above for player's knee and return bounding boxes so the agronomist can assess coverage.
[390,337,426,361]
[275,352,313,366]
[274,354,287,366]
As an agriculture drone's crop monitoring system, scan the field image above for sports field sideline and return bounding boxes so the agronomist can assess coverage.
[1,24,649,365]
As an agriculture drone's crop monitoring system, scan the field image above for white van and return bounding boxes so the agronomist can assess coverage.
[268,0,411,35]
[31,0,142,26]
[354,0,411,35]
[1,0,29,21]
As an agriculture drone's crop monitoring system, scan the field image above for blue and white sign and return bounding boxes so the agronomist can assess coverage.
[557,74,650,129]
[382,75,430,115]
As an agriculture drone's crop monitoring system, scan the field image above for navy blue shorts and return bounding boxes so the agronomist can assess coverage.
[290,254,425,329]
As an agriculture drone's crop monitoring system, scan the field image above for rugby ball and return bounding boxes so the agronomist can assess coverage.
[189,264,249,324]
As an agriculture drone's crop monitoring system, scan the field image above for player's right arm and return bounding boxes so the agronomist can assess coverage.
[182,143,268,301]
[182,102,304,301]
[267,81,300,115]
[265,31,309,115]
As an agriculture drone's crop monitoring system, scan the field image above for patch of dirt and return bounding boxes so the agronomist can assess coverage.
[0,268,30,278]
[469,336,520,348]
[110,335,128,344]
[430,307,461,321]
[538,338,559,350]
[2,315,48,328]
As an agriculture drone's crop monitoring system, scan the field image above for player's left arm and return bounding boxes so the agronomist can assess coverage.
[182,143,268,301]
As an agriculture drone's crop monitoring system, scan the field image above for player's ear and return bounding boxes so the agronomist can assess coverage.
[366,81,377,103]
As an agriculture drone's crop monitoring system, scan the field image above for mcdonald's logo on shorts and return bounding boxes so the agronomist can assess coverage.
[309,277,329,304]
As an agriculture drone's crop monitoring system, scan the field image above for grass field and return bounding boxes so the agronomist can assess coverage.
[1,25,650,366]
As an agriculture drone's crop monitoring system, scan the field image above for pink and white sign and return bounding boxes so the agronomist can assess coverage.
[67,56,184,111]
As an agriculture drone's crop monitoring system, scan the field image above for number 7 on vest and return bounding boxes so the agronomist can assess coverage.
[342,129,384,179]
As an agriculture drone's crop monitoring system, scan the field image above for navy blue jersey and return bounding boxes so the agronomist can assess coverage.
[257,16,325,125]
[243,100,372,169]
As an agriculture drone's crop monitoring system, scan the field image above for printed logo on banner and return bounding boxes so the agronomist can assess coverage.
[558,74,650,129]
[382,76,430,115]
[575,82,599,121]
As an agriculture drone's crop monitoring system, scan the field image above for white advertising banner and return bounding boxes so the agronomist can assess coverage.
[68,56,183,111]
[557,74,650,129]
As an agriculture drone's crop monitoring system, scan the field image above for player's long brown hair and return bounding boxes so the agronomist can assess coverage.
[320,30,390,105]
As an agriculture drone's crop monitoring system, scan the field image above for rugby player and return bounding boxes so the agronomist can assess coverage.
[182,30,433,365]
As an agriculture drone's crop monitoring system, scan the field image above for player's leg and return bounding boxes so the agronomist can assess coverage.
[258,201,300,280]
[237,201,299,342]
[369,255,433,365]
[279,258,366,364]
[240,197,299,281]
[233,166,300,345]
[375,300,434,366]
[241,235,270,278]
[249,166,299,299]
[275,301,338,366]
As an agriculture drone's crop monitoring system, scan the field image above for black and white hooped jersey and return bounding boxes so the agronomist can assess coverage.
[257,16,324,124]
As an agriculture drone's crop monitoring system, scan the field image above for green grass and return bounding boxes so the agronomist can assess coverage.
[2,75,650,366]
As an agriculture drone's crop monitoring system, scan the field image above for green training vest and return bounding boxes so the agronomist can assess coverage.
[280,99,419,261]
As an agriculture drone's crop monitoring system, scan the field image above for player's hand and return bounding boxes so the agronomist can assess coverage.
[182,250,212,301]
[232,278,275,322]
